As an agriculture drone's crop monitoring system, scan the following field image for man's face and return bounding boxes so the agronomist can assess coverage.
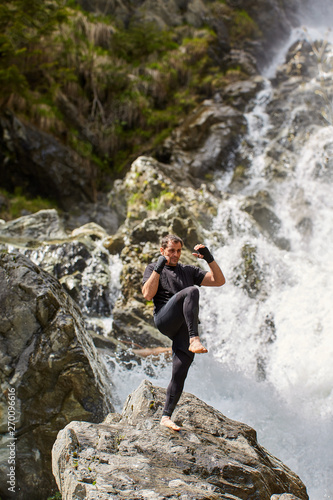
[160,241,182,266]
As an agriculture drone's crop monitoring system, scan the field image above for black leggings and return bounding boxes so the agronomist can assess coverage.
[154,286,200,339]
[154,286,199,417]
[162,349,193,417]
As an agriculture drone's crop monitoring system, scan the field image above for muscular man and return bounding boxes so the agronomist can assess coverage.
[142,234,225,431]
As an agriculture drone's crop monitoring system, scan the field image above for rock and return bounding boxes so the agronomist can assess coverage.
[52,380,309,500]
[165,100,247,180]
[266,39,333,167]
[64,198,120,235]
[222,76,265,110]
[111,297,172,351]
[71,222,109,240]
[242,193,291,250]
[271,494,304,500]
[0,111,96,211]
[233,243,264,299]
[103,233,125,254]
[79,0,209,30]
[0,208,67,243]
[0,214,123,327]
[0,253,114,500]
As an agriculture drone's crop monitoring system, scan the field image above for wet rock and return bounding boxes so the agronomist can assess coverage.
[222,76,265,110]
[267,39,333,157]
[52,379,309,500]
[233,243,264,298]
[112,297,171,351]
[0,253,114,500]
[242,193,291,250]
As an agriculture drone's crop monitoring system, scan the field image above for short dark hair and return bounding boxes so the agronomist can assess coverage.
[160,234,184,249]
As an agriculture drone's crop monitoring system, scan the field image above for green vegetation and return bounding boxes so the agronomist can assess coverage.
[146,191,181,212]
[230,10,261,41]
[0,0,260,184]
[46,492,62,500]
[0,188,57,220]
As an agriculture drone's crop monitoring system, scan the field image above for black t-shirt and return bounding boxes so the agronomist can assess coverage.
[142,262,207,314]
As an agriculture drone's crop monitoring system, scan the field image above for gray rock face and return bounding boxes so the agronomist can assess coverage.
[163,100,247,182]
[0,112,96,210]
[0,253,114,500]
[52,379,308,500]
[0,209,67,242]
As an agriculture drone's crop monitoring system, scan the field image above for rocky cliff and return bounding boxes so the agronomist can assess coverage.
[52,379,308,500]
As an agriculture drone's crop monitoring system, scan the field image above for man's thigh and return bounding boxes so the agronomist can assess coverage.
[154,290,188,337]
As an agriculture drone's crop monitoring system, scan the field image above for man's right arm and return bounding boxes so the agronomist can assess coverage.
[142,256,167,301]
[142,271,161,301]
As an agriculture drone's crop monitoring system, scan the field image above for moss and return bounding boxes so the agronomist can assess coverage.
[46,493,62,500]
[146,191,181,213]
[229,10,261,42]
[232,164,247,182]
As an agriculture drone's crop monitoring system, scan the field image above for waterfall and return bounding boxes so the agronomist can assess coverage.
[197,25,333,500]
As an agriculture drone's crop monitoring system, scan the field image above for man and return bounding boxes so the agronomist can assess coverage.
[142,234,225,431]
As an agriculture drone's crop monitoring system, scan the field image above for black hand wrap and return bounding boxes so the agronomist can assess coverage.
[154,255,167,274]
[197,246,214,264]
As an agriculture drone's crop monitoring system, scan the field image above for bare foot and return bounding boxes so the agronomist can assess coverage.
[160,416,180,431]
[188,336,208,354]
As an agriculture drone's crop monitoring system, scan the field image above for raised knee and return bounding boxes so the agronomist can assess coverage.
[187,286,199,299]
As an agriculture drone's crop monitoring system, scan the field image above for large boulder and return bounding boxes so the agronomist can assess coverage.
[0,209,67,242]
[52,379,309,500]
[0,253,114,500]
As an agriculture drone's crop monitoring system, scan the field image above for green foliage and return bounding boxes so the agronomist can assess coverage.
[230,10,261,41]
[46,492,62,500]
[0,0,261,180]
[0,0,68,103]
[111,22,178,64]
[0,188,57,221]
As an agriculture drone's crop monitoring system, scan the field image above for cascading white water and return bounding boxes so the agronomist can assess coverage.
[196,25,333,500]
[107,21,333,500]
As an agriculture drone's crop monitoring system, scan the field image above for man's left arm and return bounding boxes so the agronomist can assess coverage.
[193,244,225,287]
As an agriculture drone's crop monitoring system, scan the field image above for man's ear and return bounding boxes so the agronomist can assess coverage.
[160,247,164,255]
